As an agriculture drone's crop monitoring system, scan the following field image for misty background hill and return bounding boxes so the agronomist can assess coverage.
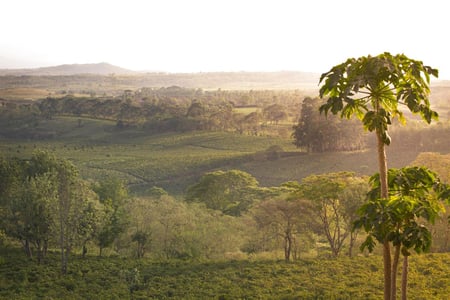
[0,62,137,76]
[0,62,321,92]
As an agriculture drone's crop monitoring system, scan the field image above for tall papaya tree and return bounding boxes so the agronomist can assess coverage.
[318,52,439,300]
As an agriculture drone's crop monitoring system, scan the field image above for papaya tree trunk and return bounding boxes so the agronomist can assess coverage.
[377,131,391,300]
[391,244,401,300]
[401,256,408,300]
[383,241,392,300]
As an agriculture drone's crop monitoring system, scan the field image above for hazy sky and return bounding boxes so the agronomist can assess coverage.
[2,0,449,79]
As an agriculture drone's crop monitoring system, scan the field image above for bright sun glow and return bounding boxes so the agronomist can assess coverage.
[1,0,449,79]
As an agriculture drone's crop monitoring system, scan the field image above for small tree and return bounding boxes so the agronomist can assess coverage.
[299,172,367,257]
[1,151,101,272]
[5,172,56,263]
[131,230,150,259]
[127,197,154,259]
[94,178,129,256]
[354,166,448,299]
[250,198,310,261]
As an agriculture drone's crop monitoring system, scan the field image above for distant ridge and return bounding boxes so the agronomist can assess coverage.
[0,62,137,76]
[0,63,322,90]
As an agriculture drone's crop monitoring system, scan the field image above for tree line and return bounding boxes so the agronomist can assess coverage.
[2,87,449,154]
[0,88,304,137]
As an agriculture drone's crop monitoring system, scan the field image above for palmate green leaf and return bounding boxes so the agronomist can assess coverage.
[319,66,346,98]
[402,224,433,254]
[340,98,367,119]
[421,106,439,123]
[319,97,343,116]
[437,183,450,203]
[428,66,439,77]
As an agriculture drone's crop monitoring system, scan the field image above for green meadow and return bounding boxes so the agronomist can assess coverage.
[1,247,450,300]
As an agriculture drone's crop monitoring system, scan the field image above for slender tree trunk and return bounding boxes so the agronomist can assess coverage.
[36,240,42,265]
[391,244,401,300]
[348,231,357,257]
[62,249,68,274]
[383,241,392,300]
[401,256,408,300]
[43,239,48,259]
[284,232,292,262]
[23,240,33,258]
[82,244,87,258]
[377,131,391,300]
[60,224,66,274]
[292,235,298,261]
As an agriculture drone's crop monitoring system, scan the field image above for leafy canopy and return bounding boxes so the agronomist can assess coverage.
[354,167,447,254]
[319,52,438,145]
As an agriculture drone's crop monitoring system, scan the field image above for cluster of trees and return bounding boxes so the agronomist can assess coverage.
[292,96,450,153]
[0,153,369,264]
[0,88,304,137]
[0,152,128,273]
[2,152,449,280]
[292,97,366,152]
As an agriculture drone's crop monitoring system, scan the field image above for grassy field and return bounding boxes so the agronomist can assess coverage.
[0,116,428,195]
[0,88,51,100]
[1,246,450,299]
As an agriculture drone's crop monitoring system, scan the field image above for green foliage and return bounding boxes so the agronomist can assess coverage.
[319,52,438,145]
[0,151,103,271]
[186,170,259,216]
[93,177,128,206]
[93,178,129,256]
[298,172,368,257]
[248,197,312,261]
[355,166,446,299]
[356,166,445,254]
[125,196,244,260]
[146,186,168,198]
[1,247,450,299]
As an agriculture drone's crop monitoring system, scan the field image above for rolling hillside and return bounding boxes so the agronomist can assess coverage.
[0,116,433,196]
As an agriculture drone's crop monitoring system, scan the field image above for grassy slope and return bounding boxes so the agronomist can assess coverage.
[1,247,450,299]
[0,116,427,195]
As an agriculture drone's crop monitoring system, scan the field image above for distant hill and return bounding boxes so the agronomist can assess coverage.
[0,62,137,76]
[0,66,321,92]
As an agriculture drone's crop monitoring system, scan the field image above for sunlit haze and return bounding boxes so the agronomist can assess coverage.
[2,0,449,79]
